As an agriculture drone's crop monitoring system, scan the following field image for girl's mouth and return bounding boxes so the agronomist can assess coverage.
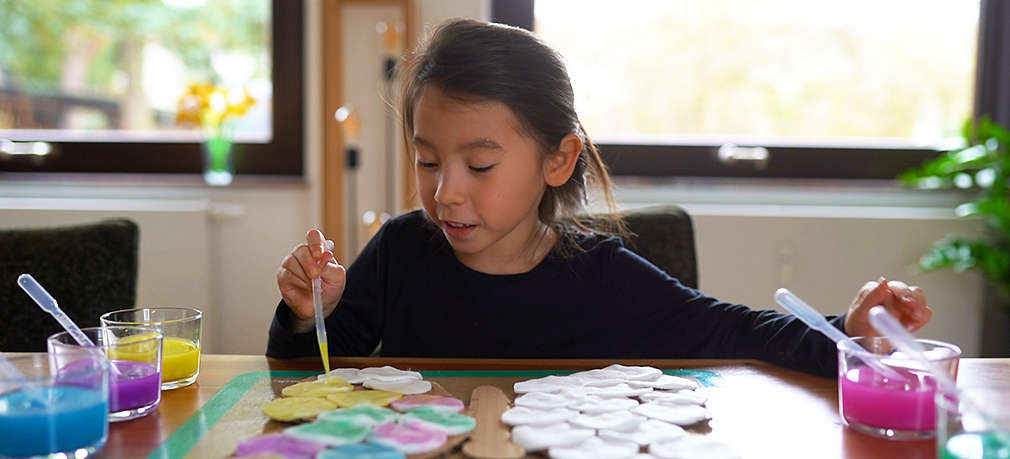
[443,221,477,239]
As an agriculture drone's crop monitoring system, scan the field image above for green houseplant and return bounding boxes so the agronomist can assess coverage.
[899,117,1010,309]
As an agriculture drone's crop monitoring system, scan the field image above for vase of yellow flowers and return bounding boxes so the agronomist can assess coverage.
[176,83,255,186]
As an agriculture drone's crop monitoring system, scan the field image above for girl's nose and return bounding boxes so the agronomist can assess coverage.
[433,169,465,206]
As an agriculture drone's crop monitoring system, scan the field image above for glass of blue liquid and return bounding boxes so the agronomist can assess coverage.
[0,354,109,458]
[937,384,1010,459]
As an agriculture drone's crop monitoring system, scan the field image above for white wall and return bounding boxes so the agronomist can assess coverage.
[0,0,989,357]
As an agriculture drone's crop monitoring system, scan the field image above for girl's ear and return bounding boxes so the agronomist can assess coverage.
[544,133,583,187]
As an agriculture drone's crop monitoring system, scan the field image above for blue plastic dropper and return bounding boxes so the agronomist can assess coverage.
[774,288,907,381]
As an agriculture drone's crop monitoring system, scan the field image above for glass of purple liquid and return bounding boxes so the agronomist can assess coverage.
[48,326,163,422]
[838,336,962,440]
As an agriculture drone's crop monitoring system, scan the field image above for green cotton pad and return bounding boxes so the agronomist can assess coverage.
[316,442,406,459]
[318,404,399,427]
[283,419,370,446]
[399,406,476,435]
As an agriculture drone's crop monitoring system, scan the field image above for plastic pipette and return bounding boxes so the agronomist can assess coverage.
[867,306,998,426]
[774,288,907,380]
[18,274,95,347]
[0,352,48,404]
[314,240,335,382]
[17,274,119,376]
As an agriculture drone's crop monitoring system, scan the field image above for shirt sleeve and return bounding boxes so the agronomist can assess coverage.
[266,221,391,359]
[610,245,845,378]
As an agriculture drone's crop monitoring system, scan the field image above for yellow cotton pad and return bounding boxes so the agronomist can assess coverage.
[326,390,402,408]
[281,378,352,398]
[262,396,337,422]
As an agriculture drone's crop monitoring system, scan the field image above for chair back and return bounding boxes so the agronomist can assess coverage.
[0,218,139,351]
[617,204,698,289]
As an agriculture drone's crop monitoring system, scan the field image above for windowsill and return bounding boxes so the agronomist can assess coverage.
[0,172,308,196]
[613,176,972,210]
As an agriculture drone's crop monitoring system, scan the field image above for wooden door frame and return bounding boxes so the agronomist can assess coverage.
[321,0,417,261]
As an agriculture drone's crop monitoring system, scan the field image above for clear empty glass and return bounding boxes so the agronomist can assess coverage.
[48,326,163,422]
[837,336,962,440]
[101,307,202,390]
[0,354,109,458]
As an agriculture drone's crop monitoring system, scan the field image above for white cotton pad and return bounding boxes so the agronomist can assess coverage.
[514,375,583,394]
[585,383,653,398]
[599,419,686,446]
[569,368,627,382]
[501,406,579,426]
[568,410,645,431]
[362,374,421,385]
[548,436,639,459]
[630,455,660,459]
[316,368,365,384]
[626,375,699,391]
[514,391,584,410]
[570,395,639,414]
[358,366,423,381]
[639,391,707,406]
[363,378,432,395]
[603,364,663,382]
[633,403,711,426]
[582,378,631,388]
[649,435,740,459]
[511,422,595,452]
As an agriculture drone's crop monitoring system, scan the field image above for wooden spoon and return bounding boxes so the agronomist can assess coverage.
[462,385,525,458]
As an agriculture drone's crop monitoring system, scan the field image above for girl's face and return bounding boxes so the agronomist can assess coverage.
[412,85,551,273]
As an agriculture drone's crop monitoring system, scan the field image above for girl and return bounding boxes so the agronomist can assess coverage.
[267,19,931,377]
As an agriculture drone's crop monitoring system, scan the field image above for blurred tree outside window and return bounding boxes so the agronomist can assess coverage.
[531,0,980,179]
[0,0,271,143]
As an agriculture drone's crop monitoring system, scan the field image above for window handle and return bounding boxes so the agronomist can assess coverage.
[0,139,53,160]
[717,143,769,169]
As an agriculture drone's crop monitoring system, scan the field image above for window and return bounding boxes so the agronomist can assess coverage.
[0,0,303,176]
[495,0,1007,180]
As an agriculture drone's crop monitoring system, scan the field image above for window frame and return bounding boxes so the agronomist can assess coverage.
[494,0,1008,180]
[0,0,304,177]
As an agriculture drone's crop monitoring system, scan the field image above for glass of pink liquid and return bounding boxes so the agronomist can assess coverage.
[838,336,961,440]
[48,326,163,422]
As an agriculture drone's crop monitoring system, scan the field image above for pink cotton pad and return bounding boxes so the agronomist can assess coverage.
[367,421,447,454]
[234,434,329,459]
[390,394,465,413]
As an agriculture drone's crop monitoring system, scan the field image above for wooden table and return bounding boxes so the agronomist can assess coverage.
[8,355,1010,458]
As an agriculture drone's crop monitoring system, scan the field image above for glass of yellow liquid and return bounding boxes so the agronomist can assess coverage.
[101,307,202,390]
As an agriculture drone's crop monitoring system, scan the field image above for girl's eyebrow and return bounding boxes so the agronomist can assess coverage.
[412,135,502,152]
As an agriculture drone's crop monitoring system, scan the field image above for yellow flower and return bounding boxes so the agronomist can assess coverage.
[175,83,256,133]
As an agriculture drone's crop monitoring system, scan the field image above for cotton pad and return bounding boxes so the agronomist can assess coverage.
[316,368,365,384]
[399,406,477,435]
[511,422,595,452]
[390,394,465,413]
[649,435,739,459]
[501,406,579,426]
[281,379,352,398]
[570,395,639,414]
[639,390,707,406]
[627,375,699,391]
[603,364,663,381]
[316,442,405,459]
[326,389,401,408]
[599,419,686,445]
[358,366,422,380]
[234,434,328,459]
[318,404,399,426]
[363,378,432,395]
[633,403,711,426]
[367,421,447,454]
[548,436,639,459]
[283,418,370,446]
[515,391,584,409]
[261,396,337,422]
[568,410,646,431]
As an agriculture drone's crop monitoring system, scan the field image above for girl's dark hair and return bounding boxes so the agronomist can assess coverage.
[400,18,626,249]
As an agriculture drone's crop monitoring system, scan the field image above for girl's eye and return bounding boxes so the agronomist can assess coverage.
[416,160,437,169]
[470,164,495,173]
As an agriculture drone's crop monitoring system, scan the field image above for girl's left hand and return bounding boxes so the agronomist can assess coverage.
[844,278,932,337]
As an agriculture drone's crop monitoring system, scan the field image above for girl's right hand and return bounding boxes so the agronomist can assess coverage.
[276,229,347,322]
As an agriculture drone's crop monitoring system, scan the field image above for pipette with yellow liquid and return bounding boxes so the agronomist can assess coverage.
[314,239,335,382]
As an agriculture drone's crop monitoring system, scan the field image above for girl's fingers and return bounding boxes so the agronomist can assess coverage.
[305,229,326,258]
[291,243,321,278]
[320,261,345,287]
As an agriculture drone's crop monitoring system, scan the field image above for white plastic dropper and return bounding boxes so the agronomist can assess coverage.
[774,288,908,381]
[314,240,335,382]
[18,274,96,347]
[18,274,119,376]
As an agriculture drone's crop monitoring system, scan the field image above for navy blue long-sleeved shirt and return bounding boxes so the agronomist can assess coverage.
[267,210,845,377]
